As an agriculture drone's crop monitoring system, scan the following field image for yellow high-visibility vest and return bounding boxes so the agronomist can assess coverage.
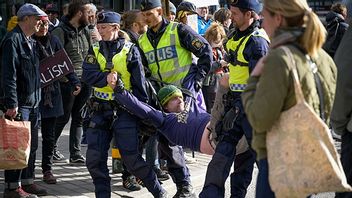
[92,41,133,100]
[227,28,269,92]
[139,22,193,87]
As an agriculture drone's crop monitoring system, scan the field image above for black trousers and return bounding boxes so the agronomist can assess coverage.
[336,131,352,198]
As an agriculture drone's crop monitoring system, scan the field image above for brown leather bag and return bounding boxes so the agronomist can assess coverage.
[266,46,352,197]
[0,118,31,170]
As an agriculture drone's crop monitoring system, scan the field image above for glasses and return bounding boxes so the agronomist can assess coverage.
[40,21,49,28]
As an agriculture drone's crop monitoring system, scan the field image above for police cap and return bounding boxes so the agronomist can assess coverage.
[97,11,121,24]
[140,0,162,12]
[177,1,197,14]
[229,0,262,13]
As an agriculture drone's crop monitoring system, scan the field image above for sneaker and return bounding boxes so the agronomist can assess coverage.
[173,184,196,198]
[123,176,142,191]
[155,168,170,181]
[70,154,85,164]
[52,150,67,163]
[22,184,47,196]
[3,187,38,198]
[43,171,57,184]
[135,177,145,187]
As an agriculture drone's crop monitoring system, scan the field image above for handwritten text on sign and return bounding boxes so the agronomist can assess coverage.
[40,49,74,87]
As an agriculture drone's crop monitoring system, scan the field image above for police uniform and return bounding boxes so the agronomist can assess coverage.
[139,19,212,93]
[139,0,213,196]
[200,0,270,197]
[81,11,166,198]
[139,0,212,196]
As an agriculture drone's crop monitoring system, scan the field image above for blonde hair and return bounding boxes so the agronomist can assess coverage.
[263,0,326,56]
[204,22,226,44]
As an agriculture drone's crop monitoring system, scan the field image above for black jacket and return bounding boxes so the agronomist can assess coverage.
[34,33,80,118]
[323,11,349,57]
[51,16,91,79]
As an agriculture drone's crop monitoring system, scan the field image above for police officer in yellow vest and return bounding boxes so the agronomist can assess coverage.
[138,0,213,197]
[82,11,167,198]
[139,0,212,110]
[200,0,270,197]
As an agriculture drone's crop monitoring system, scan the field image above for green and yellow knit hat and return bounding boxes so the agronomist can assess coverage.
[157,85,183,106]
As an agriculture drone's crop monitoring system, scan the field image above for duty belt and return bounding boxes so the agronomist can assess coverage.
[93,90,115,100]
[86,95,120,111]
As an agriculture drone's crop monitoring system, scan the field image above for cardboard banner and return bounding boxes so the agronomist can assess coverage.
[39,49,74,88]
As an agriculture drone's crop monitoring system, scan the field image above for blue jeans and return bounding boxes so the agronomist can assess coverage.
[5,107,40,189]
[54,81,91,156]
[256,159,275,198]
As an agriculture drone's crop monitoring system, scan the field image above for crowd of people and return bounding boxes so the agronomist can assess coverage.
[1,0,352,198]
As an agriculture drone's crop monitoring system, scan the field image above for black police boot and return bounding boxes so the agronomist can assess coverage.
[173,184,197,198]
[154,168,170,181]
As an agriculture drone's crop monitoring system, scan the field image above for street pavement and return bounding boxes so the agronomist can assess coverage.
[0,125,337,198]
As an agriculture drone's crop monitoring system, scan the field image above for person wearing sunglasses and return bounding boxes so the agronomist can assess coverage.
[82,11,167,198]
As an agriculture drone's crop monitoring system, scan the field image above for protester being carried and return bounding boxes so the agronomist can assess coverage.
[107,73,249,156]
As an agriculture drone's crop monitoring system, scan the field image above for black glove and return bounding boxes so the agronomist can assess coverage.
[194,80,202,92]
[113,77,125,93]
[222,107,240,132]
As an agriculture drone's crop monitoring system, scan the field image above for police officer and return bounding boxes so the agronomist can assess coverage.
[200,0,270,197]
[139,0,212,109]
[139,0,213,197]
[82,11,166,198]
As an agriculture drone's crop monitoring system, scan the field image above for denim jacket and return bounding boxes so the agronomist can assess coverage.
[0,25,41,109]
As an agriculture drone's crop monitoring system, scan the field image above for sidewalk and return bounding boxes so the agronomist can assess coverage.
[0,126,336,197]
[0,125,246,198]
